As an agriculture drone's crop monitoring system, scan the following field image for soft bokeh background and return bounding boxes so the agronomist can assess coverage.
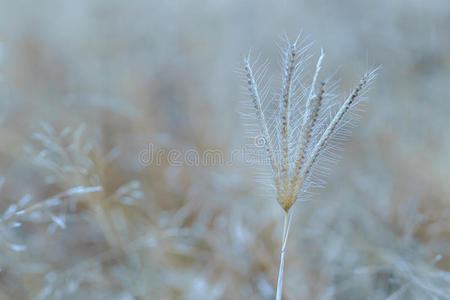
[0,0,449,299]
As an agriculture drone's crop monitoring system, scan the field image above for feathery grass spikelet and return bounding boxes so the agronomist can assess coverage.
[241,37,378,212]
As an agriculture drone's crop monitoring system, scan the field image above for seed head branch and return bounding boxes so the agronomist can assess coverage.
[244,57,280,186]
[281,42,298,192]
[291,80,326,189]
[290,50,324,193]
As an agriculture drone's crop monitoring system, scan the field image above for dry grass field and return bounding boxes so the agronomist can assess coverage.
[0,1,449,299]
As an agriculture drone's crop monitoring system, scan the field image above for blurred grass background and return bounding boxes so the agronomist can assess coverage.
[0,0,449,299]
